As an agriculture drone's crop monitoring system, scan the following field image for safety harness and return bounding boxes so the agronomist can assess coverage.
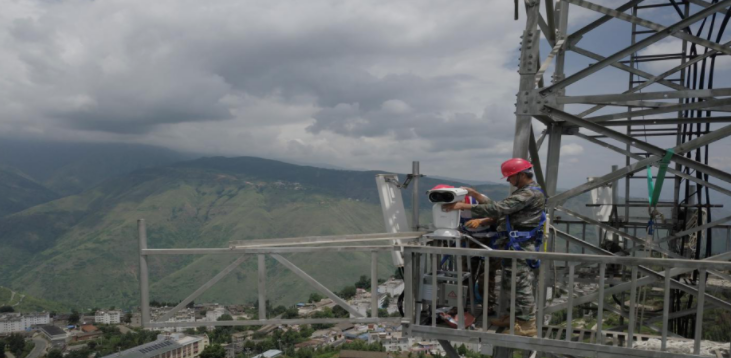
[499,186,547,269]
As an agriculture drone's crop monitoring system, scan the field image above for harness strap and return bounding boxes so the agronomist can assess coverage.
[500,185,547,269]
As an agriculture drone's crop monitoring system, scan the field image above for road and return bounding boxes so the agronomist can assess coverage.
[27,336,48,358]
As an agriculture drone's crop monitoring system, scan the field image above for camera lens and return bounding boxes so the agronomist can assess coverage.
[429,192,455,203]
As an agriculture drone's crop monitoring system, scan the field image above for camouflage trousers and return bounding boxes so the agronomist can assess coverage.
[502,258,536,321]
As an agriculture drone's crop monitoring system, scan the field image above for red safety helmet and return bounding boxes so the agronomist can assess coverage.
[501,158,533,178]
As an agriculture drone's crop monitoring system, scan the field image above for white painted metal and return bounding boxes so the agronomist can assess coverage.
[375,174,409,267]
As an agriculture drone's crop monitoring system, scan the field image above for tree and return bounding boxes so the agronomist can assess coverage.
[457,344,468,356]
[47,349,63,358]
[6,333,25,356]
[283,307,299,319]
[0,341,5,358]
[331,306,349,318]
[69,310,80,325]
[381,296,390,308]
[200,344,226,358]
[311,308,334,329]
[307,293,324,303]
[123,312,133,323]
[87,341,98,350]
[339,286,356,299]
[355,275,370,290]
[0,306,14,313]
[377,308,389,318]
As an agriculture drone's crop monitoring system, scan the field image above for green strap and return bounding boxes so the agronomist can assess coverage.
[647,149,675,208]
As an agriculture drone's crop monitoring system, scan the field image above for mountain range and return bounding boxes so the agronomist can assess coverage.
[0,141,512,310]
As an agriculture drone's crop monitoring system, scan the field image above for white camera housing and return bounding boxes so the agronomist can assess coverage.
[427,188,468,238]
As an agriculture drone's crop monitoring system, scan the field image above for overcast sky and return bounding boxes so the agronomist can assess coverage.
[3,0,731,193]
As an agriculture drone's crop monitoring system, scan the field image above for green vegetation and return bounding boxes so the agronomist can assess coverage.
[0,168,58,218]
[200,344,226,358]
[59,326,160,358]
[0,287,69,313]
[19,341,34,358]
[0,155,510,310]
[47,349,63,358]
[4,334,25,357]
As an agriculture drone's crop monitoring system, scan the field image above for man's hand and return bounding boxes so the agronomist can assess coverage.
[464,217,495,229]
[461,187,489,203]
[461,187,480,198]
[442,202,471,212]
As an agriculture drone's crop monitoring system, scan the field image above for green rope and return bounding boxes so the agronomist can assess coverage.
[647,149,675,208]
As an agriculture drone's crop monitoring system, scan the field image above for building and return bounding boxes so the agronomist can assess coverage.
[0,312,51,334]
[70,325,102,342]
[101,333,209,358]
[39,325,67,348]
[95,310,122,324]
[131,312,142,327]
[377,279,404,297]
[338,351,388,358]
[150,308,197,333]
[251,350,282,358]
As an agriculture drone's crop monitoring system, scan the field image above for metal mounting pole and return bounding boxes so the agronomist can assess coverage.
[138,219,150,328]
[412,161,420,231]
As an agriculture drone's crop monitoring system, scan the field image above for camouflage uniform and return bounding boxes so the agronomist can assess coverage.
[470,180,545,322]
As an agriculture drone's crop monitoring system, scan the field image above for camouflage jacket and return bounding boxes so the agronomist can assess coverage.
[469,181,546,232]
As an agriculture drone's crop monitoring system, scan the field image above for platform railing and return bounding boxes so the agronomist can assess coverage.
[137,219,420,330]
[401,245,731,358]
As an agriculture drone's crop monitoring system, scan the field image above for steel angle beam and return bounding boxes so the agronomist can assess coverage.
[557,207,731,283]
[548,155,659,206]
[411,325,701,358]
[570,46,685,91]
[230,231,424,248]
[271,254,364,317]
[513,2,542,160]
[585,97,731,122]
[545,106,731,188]
[686,0,730,16]
[541,0,731,94]
[548,121,731,206]
[544,0,556,43]
[597,116,731,126]
[579,101,731,110]
[529,128,547,190]
[567,0,645,44]
[577,39,731,118]
[538,15,554,47]
[639,214,731,249]
[536,39,566,85]
[143,246,395,255]
[545,230,731,314]
[574,133,731,198]
[147,317,399,328]
[566,0,731,55]
[559,88,731,104]
[156,255,249,322]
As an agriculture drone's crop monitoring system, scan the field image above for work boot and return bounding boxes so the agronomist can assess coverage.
[509,319,537,337]
[489,315,510,328]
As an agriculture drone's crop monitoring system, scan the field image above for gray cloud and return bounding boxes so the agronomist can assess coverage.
[1,0,576,184]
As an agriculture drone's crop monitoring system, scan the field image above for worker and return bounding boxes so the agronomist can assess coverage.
[459,187,500,316]
[442,158,546,337]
